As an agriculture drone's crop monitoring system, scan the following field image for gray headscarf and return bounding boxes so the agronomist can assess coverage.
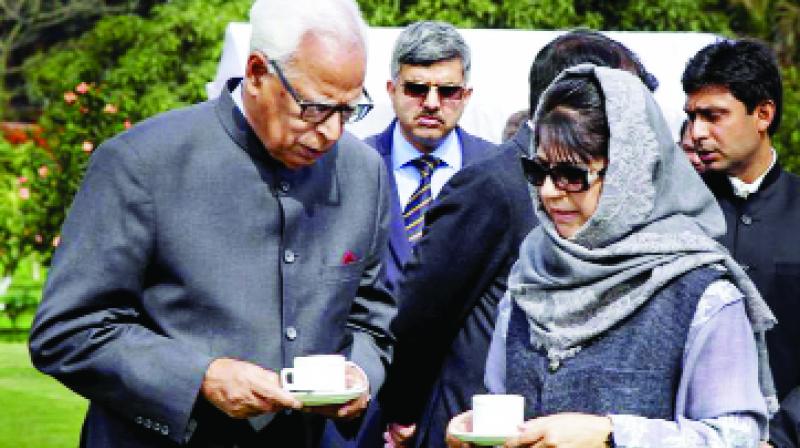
[511,64,778,412]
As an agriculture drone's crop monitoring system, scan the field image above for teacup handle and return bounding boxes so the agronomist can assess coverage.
[280,368,295,390]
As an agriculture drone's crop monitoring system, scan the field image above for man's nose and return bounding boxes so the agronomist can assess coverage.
[690,118,709,142]
[422,87,441,110]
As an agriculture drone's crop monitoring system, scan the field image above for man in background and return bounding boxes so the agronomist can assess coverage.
[365,20,495,291]
[679,118,707,174]
[683,38,799,448]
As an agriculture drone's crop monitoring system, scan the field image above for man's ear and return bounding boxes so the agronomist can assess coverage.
[246,52,270,87]
[386,79,396,95]
[462,86,474,103]
[755,100,776,133]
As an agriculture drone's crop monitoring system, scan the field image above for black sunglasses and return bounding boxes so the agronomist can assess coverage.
[269,60,373,124]
[402,82,466,101]
[520,157,606,192]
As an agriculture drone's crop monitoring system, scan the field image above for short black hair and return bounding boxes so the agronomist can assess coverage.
[536,74,609,164]
[682,38,782,135]
[528,29,658,117]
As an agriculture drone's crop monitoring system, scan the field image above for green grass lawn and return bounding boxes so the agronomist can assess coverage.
[0,342,86,447]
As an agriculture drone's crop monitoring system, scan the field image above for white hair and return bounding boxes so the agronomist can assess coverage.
[249,0,368,64]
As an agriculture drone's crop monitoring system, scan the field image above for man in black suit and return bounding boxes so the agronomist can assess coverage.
[381,30,659,448]
[365,21,495,291]
[28,1,395,446]
[683,38,800,448]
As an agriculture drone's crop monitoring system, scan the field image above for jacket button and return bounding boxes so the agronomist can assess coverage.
[153,422,160,431]
[135,416,143,425]
[285,326,297,341]
[279,181,291,193]
[143,418,152,429]
[161,425,169,436]
[284,249,296,263]
[741,214,753,225]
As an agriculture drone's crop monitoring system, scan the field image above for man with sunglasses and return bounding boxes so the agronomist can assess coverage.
[29,1,396,447]
[365,21,495,292]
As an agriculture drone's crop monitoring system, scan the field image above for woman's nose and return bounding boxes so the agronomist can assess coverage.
[538,175,563,199]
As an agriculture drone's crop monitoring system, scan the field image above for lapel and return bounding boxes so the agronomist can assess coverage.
[455,126,480,165]
[366,121,413,270]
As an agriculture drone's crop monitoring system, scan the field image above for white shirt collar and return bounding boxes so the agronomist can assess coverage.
[391,124,462,170]
[728,148,777,199]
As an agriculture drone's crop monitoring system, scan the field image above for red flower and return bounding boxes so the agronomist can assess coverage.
[64,91,78,104]
[103,103,118,114]
[75,82,90,94]
[82,141,94,153]
[17,176,28,184]
[52,235,61,247]
[34,234,43,244]
[19,187,30,200]
[123,119,132,129]
[38,165,49,178]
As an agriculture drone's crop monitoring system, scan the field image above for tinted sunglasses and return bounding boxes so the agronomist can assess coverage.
[520,157,606,192]
[402,82,466,101]
[269,60,373,124]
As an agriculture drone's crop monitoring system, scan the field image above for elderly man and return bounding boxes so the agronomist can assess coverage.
[683,38,799,448]
[366,21,495,291]
[28,1,395,447]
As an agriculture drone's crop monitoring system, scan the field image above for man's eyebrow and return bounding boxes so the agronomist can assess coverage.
[685,105,727,114]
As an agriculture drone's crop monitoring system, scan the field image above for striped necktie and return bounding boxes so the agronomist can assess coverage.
[403,155,442,244]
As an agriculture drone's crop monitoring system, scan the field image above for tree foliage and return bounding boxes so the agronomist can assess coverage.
[10,0,249,265]
[0,0,156,120]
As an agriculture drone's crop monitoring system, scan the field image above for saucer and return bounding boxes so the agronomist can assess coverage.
[450,429,515,446]
[289,385,366,406]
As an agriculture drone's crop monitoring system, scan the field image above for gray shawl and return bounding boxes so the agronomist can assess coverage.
[511,64,778,411]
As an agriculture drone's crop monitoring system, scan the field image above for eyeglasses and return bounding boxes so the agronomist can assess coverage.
[269,60,373,124]
[520,157,606,192]
[402,81,466,101]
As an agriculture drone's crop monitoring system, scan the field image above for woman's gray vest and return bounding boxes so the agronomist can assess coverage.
[506,267,723,419]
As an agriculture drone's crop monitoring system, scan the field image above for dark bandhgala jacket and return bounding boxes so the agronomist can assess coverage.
[506,267,720,419]
[704,164,800,403]
[380,125,538,448]
[28,78,396,448]
[704,164,800,448]
[364,121,496,292]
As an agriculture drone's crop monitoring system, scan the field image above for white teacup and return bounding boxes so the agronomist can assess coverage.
[280,354,346,392]
[471,394,525,435]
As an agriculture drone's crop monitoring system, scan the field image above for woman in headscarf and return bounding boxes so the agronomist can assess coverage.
[445,64,776,448]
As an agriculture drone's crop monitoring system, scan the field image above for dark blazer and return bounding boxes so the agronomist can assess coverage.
[704,164,800,401]
[380,125,538,447]
[29,79,396,448]
[704,163,800,447]
[772,386,800,448]
[364,121,496,291]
